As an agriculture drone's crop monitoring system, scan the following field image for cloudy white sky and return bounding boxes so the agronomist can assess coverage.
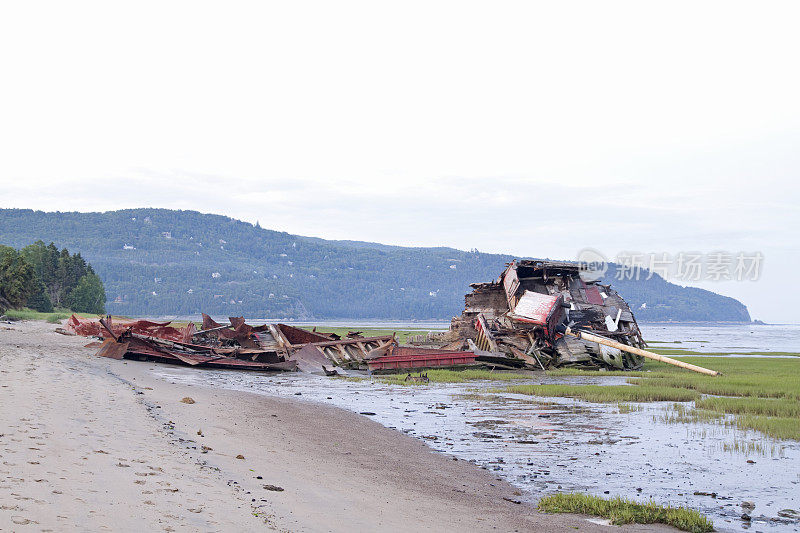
[1,1,798,322]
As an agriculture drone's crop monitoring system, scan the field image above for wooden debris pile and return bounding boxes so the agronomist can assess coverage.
[443,260,647,370]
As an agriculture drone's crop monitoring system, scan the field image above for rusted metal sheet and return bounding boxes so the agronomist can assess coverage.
[199,313,240,340]
[109,334,297,371]
[367,350,477,371]
[76,313,492,375]
[67,315,196,343]
[66,314,105,336]
[287,335,396,369]
[95,339,129,360]
[288,344,338,374]
[582,280,605,306]
[275,323,334,346]
[196,314,277,349]
[510,291,561,325]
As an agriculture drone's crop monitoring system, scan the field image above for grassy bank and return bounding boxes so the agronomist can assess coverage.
[3,308,95,323]
[538,493,713,533]
[312,326,445,344]
[504,384,700,402]
[515,356,800,440]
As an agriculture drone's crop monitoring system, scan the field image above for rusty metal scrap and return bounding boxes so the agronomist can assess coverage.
[67,314,295,371]
[367,347,477,372]
[286,334,396,374]
[67,314,422,374]
[117,333,297,371]
[66,315,196,343]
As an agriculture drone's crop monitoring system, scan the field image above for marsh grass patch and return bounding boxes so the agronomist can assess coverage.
[376,368,532,385]
[534,356,800,441]
[503,384,700,403]
[537,493,713,533]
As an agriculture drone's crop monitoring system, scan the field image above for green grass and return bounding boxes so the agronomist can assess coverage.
[546,367,653,377]
[377,368,531,384]
[538,493,713,533]
[635,357,800,400]
[504,384,700,402]
[538,356,800,441]
[695,396,800,418]
[657,404,724,425]
[4,308,95,322]
[46,313,70,323]
[617,403,643,413]
[312,326,445,344]
[727,415,800,441]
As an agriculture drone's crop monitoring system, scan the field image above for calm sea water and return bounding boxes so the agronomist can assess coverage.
[640,323,800,354]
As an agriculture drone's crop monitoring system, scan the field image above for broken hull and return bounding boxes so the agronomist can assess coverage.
[98,336,298,371]
[450,260,646,371]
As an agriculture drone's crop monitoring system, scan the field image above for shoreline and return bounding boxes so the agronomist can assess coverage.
[1,321,675,532]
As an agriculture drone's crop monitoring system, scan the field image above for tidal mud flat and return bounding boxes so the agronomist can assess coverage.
[154,364,800,532]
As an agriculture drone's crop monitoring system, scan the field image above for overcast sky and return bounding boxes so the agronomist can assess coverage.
[1,1,798,322]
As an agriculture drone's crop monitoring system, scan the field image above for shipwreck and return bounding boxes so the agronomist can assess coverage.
[444,259,646,370]
[427,259,717,375]
[63,259,717,376]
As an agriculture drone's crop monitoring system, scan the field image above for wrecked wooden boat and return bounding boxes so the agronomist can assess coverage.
[445,259,648,370]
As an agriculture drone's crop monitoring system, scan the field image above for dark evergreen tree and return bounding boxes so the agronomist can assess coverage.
[0,245,36,313]
[26,279,54,313]
[69,273,106,314]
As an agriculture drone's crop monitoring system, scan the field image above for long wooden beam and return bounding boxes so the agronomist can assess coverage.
[564,327,719,376]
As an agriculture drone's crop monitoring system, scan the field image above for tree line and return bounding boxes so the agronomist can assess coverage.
[0,241,106,315]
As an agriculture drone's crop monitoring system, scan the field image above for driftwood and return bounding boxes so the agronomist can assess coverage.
[563,327,719,376]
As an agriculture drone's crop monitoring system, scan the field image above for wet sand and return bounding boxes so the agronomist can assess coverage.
[0,321,674,532]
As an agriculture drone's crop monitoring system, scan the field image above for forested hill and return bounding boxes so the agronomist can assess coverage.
[0,208,751,322]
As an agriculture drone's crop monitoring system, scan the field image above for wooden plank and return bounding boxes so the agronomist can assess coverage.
[502,263,521,310]
[475,314,499,352]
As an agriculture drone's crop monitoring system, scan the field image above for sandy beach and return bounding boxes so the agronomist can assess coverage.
[0,321,675,532]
